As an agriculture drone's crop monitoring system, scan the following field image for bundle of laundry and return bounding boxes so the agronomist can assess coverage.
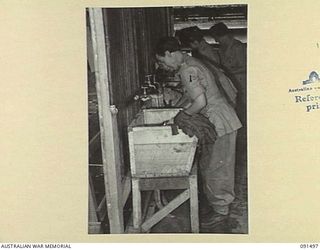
[173,110,217,144]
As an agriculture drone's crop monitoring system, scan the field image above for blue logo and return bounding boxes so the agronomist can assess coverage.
[303,71,320,85]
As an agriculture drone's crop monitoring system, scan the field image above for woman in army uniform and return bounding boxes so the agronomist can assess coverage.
[155,37,242,228]
[209,22,247,124]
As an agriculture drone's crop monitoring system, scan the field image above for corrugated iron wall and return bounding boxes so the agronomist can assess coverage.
[103,8,173,178]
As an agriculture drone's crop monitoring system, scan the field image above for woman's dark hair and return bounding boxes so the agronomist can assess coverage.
[155,37,181,56]
[177,26,203,46]
[209,22,230,38]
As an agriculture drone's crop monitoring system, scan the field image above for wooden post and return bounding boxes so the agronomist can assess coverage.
[189,165,199,233]
[89,8,124,233]
[86,26,95,72]
[132,178,142,231]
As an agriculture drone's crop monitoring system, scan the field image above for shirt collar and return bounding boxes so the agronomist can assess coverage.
[177,53,189,74]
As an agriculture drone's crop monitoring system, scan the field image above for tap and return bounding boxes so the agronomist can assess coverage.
[145,83,157,90]
[134,85,151,102]
[145,75,157,90]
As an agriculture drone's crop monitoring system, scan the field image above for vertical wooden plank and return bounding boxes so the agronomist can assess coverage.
[129,8,140,122]
[132,178,142,230]
[105,8,140,178]
[189,169,199,233]
[135,8,148,82]
[86,26,95,72]
[128,130,136,176]
[115,10,127,177]
[89,8,124,234]
[123,9,133,131]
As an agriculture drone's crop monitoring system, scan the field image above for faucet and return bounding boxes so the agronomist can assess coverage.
[152,75,163,93]
[133,74,163,102]
[145,74,157,90]
[134,86,151,102]
[145,74,164,94]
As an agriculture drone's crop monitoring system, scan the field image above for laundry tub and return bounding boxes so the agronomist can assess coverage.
[128,108,198,178]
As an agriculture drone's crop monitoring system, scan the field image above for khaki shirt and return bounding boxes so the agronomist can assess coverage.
[198,40,220,65]
[178,54,242,137]
[218,39,247,92]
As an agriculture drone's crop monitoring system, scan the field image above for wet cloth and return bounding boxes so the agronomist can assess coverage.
[173,110,217,144]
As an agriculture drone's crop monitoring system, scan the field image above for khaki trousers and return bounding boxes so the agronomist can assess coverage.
[199,131,237,215]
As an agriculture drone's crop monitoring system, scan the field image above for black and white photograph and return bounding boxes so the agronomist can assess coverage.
[87,5,248,234]
[3,0,320,245]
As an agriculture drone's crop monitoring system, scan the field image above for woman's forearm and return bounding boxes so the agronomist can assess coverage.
[185,94,207,115]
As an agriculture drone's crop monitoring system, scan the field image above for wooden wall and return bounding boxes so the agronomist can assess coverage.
[102,8,173,178]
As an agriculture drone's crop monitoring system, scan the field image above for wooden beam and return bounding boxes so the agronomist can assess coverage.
[139,177,189,191]
[132,178,142,230]
[121,175,131,208]
[86,26,95,72]
[125,190,153,234]
[93,172,131,223]
[131,127,196,145]
[96,196,107,221]
[141,189,190,232]
[89,163,103,167]
[143,201,156,233]
[89,8,124,234]
[89,132,100,159]
[189,170,199,233]
[142,191,153,221]
[174,20,247,30]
